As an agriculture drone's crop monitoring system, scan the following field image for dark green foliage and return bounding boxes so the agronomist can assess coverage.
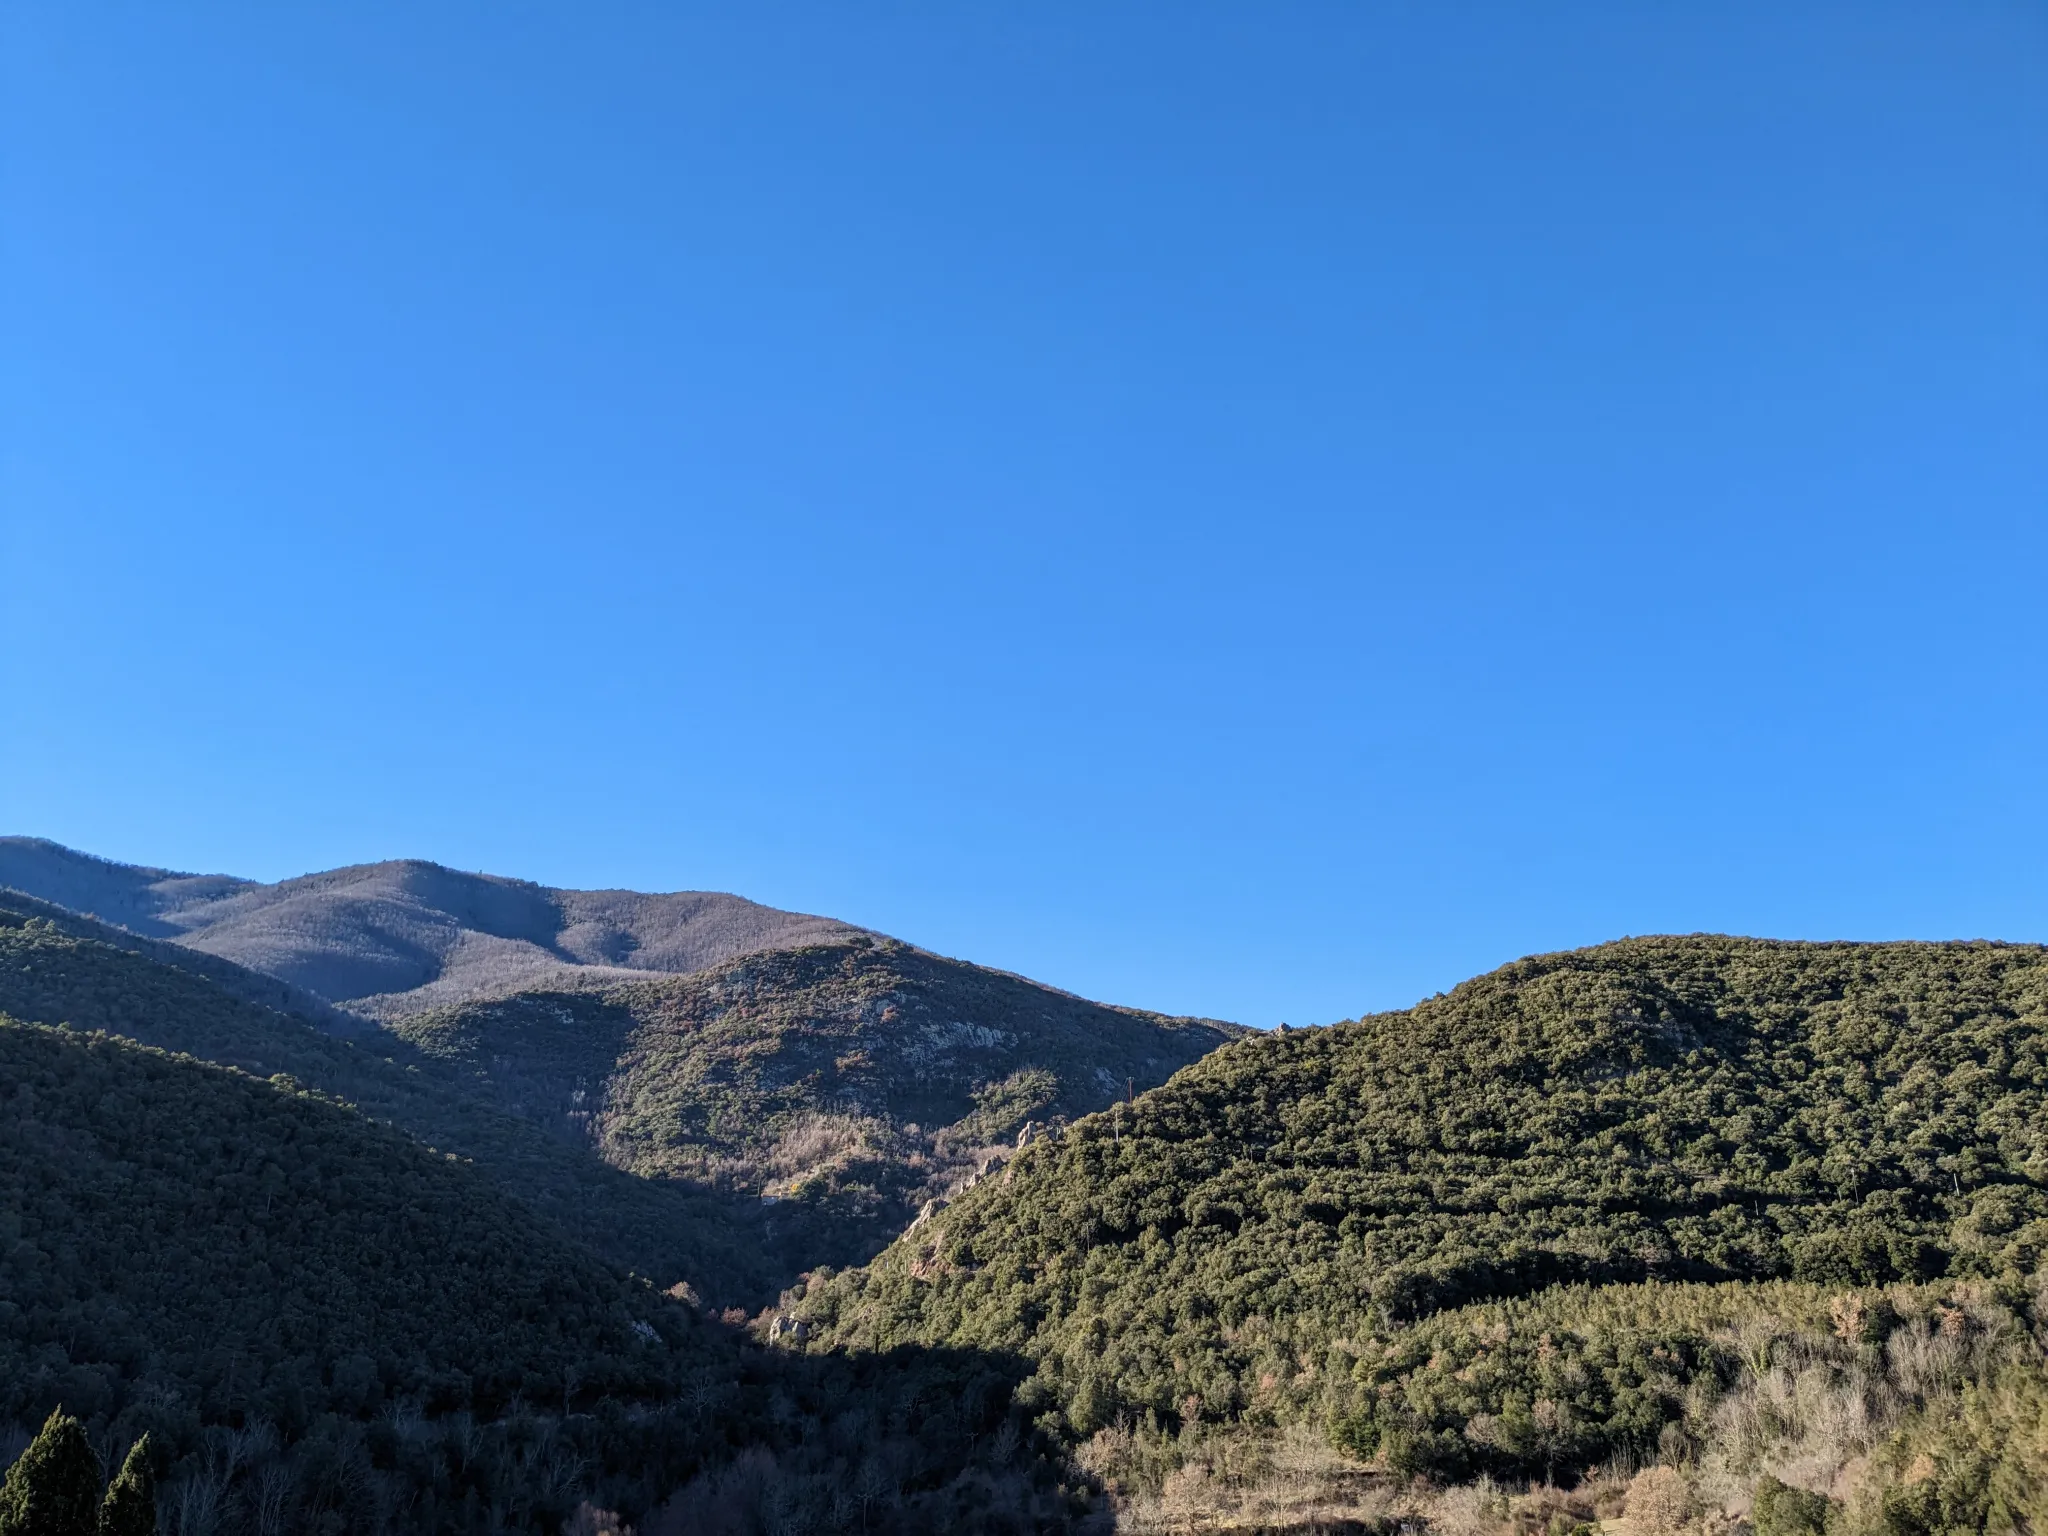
[95,1437,153,1536]
[0,1018,704,1432]
[0,1410,101,1536]
[1870,1368,2048,1536]
[0,907,768,1300]
[0,978,1096,1530]
[1754,1475,1834,1536]
[394,937,1241,1279]
[0,885,364,1034]
[804,937,2048,1470]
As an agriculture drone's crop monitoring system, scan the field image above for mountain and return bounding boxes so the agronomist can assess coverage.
[389,938,1244,1276]
[0,1015,704,1430]
[0,901,776,1300]
[0,884,373,1036]
[0,848,1244,1296]
[9,903,2048,1532]
[3,839,1245,1288]
[799,935,2048,1498]
[0,1004,1091,1534]
[0,837,865,1018]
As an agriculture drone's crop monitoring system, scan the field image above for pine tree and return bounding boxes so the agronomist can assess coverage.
[96,1437,155,1536]
[0,1409,102,1536]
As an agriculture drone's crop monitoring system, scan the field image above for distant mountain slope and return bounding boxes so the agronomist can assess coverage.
[0,837,253,933]
[391,938,1246,1275]
[0,901,775,1301]
[0,837,867,1017]
[802,936,2048,1459]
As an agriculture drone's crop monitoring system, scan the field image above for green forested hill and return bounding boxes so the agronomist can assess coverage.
[0,905,772,1299]
[392,937,1243,1276]
[0,885,368,1034]
[1,890,1245,1298]
[0,1018,702,1428]
[800,937,2048,1467]
[0,1015,1091,1533]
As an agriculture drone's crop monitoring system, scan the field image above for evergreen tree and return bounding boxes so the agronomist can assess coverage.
[96,1438,154,1536]
[0,1409,102,1536]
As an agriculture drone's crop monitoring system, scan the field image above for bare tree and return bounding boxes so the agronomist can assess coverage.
[249,1460,294,1536]
[854,1459,895,1531]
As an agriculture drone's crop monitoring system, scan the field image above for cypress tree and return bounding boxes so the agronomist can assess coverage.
[96,1438,155,1536]
[0,1408,102,1536]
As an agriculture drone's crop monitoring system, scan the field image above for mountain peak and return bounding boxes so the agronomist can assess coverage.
[0,837,868,1016]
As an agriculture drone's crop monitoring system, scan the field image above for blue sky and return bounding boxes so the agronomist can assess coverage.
[3,5,2044,1026]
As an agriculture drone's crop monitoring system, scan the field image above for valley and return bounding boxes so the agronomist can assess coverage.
[1,844,2043,1534]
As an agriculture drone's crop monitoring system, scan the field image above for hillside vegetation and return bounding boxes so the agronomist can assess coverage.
[0,905,776,1300]
[0,1017,700,1429]
[0,1012,1095,1534]
[800,937,2048,1509]
[0,886,371,1035]
[393,939,1243,1276]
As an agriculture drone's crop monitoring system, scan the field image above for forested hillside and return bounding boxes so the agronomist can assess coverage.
[5,842,1247,1294]
[799,937,2048,1524]
[0,1015,1092,1534]
[13,866,2046,1532]
[0,905,774,1300]
[0,886,371,1035]
[0,1020,700,1420]
[393,938,1243,1276]
[0,902,1239,1298]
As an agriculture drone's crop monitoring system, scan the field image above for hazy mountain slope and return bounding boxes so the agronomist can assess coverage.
[0,837,252,935]
[801,936,2048,1462]
[0,885,373,1035]
[0,902,776,1300]
[0,837,868,1018]
[391,937,1247,1275]
[0,1019,705,1430]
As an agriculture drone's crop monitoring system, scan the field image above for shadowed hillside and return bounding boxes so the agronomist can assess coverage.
[0,890,1242,1298]
[0,1018,705,1424]
[392,938,1246,1276]
[0,902,779,1301]
[0,1015,1097,1534]
[0,885,374,1035]
[0,837,866,1018]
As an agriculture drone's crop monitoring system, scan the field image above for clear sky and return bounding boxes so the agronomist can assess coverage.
[3,5,2044,1027]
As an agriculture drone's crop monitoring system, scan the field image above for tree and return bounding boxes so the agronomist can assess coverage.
[0,1409,102,1536]
[97,1437,155,1536]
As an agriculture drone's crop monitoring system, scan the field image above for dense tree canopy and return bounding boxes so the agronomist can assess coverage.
[802,937,2048,1460]
[0,1018,704,1431]
[9,911,2046,1531]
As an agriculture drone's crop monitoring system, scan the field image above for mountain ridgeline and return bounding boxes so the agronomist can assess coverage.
[5,837,2047,1533]
[0,836,867,1019]
[0,840,1239,1291]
